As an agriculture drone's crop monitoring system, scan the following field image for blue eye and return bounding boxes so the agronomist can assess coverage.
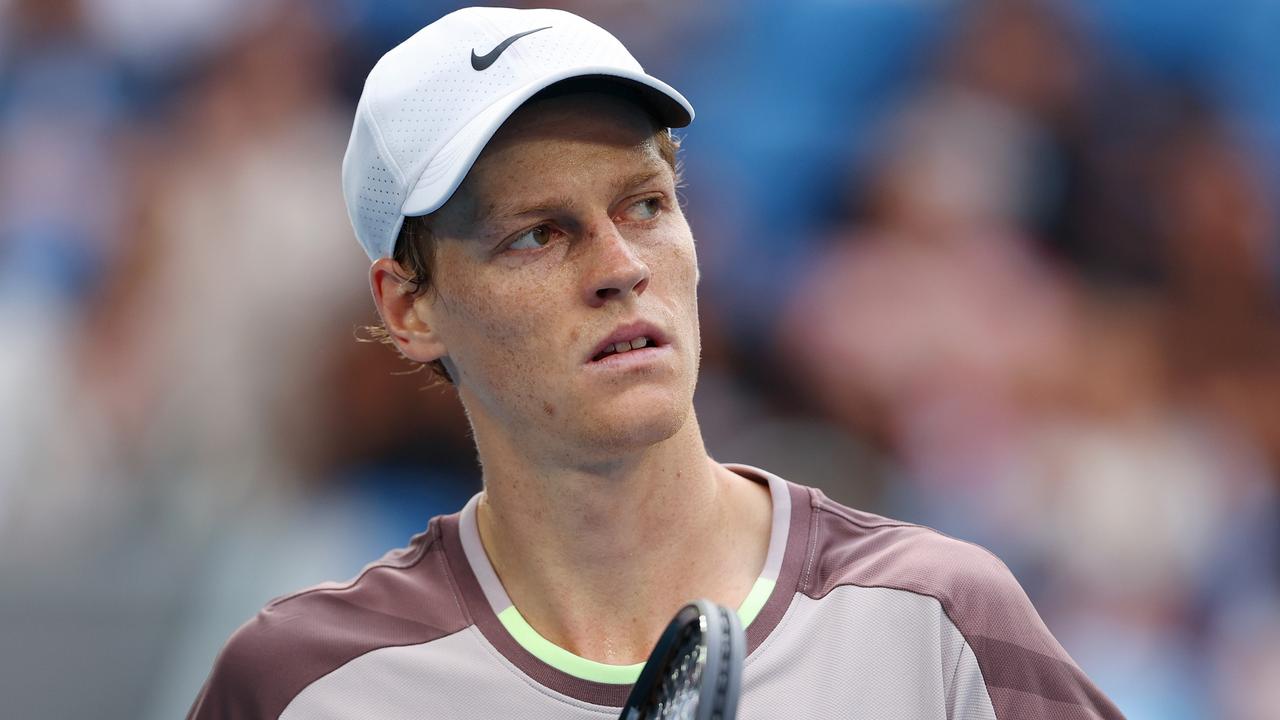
[509,225,553,250]
[627,197,661,220]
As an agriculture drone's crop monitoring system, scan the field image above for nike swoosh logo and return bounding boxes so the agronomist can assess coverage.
[471,26,552,71]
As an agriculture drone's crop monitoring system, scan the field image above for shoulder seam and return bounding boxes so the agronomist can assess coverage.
[435,521,473,625]
[947,626,969,711]
[812,582,1096,716]
[812,577,955,605]
[799,488,821,594]
[809,581,995,715]
[811,497,1009,569]
[266,523,443,610]
[812,494,928,532]
[278,625,475,719]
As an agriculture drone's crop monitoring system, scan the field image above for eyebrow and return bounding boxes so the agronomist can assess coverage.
[476,168,664,225]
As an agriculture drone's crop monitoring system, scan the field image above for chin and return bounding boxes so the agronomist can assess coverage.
[577,388,692,453]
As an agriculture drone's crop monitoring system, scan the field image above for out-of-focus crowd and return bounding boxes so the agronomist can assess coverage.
[2,0,1278,717]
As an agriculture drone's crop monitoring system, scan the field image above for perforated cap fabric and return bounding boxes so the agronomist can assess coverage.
[341,7,695,261]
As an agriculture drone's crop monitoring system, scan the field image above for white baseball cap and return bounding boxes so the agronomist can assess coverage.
[342,6,695,261]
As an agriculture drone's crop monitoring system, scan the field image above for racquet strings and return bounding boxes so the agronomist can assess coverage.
[652,620,705,719]
[621,600,743,720]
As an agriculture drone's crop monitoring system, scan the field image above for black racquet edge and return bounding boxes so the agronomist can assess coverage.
[618,599,746,720]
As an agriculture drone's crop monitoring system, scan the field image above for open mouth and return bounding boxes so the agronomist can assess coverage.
[586,322,669,364]
[592,335,656,362]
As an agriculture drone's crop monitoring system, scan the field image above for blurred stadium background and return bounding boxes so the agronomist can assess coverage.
[2,0,1279,717]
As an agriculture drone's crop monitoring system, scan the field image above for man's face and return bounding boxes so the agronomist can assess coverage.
[416,93,700,462]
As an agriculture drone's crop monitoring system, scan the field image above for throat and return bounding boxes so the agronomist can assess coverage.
[471,460,774,668]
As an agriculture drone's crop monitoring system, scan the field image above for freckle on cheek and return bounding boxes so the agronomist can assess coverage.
[542,402,555,417]
[570,328,580,343]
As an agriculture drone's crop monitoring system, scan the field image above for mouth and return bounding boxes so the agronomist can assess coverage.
[587,322,669,364]
[592,335,657,362]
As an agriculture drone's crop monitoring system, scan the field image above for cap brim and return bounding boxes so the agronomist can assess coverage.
[401,67,693,218]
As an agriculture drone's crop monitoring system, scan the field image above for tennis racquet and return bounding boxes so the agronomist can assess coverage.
[618,599,745,720]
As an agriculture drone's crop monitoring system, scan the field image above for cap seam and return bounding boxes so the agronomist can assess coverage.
[364,66,409,188]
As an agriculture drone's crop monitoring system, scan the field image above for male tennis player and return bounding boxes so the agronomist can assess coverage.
[189,7,1123,719]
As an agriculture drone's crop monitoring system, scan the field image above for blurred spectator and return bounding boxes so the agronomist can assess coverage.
[79,0,367,509]
[82,0,275,76]
[780,1,1280,715]
[0,0,127,303]
[0,0,131,544]
[1153,103,1280,474]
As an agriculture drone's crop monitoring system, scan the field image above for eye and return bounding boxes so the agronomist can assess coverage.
[621,197,662,222]
[508,225,555,250]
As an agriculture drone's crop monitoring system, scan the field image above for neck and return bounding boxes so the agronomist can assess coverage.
[472,413,772,666]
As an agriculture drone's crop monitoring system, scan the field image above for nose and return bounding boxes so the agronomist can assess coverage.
[583,221,650,307]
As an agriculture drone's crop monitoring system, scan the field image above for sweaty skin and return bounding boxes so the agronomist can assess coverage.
[371,93,772,665]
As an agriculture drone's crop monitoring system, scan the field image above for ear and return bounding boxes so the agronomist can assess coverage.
[370,258,448,364]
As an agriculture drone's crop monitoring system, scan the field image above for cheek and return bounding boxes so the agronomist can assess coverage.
[642,226,701,364]
[652,227,700,308]
[680,241,700,293]
[436,271,564,399]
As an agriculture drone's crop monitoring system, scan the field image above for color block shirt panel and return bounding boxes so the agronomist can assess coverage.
[187,467,1124,720]
[739,586,994,720]
[186,522,471,719]
[278,628,622,720]
[800,486,1125,720]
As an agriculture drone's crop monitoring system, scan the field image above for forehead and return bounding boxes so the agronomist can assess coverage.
[443,93,668,224]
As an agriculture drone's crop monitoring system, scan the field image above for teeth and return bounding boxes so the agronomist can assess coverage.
[598,336,653,359]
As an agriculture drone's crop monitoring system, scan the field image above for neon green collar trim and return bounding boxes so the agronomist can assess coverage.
[736,576,775,628]
[496,576,776,684]
[497,606,646,684]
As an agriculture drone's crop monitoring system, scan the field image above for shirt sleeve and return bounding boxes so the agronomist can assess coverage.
[185,613,286,720]
[941,556,1126,720]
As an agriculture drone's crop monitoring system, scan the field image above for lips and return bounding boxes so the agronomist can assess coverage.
[587,321,669,363]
